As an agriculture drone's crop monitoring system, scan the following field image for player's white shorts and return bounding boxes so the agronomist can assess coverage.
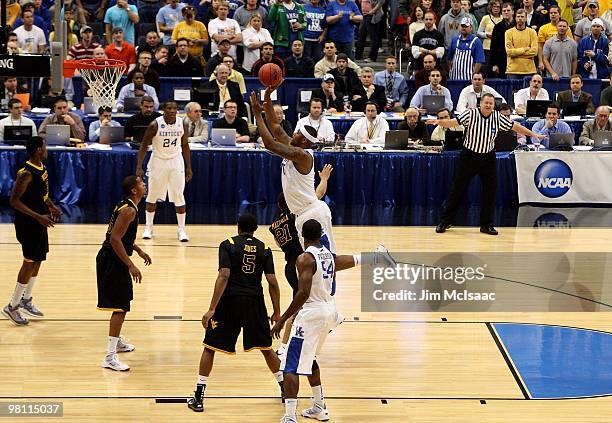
[295,200,336,254]
[145,155,186,206]
[281,303,338,375]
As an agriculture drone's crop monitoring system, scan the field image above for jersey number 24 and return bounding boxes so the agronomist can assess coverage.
[163,138,178,147]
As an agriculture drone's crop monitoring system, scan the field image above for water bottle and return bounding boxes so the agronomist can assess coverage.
[343,96,351,114]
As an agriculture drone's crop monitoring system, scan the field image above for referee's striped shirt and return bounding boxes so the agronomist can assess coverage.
[457,109,514,154]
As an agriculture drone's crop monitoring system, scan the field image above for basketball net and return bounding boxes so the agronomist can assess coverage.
[64,59,126,111]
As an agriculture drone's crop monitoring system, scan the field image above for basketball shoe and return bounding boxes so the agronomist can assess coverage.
[102,354,130,371]
[187,392,204,412]
[142,225,153,239]
[2,304,28,325]
[116,336,135,352]
[19,297,44,317]
[302,403,330,421]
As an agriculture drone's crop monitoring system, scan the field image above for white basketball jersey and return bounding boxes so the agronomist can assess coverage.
[304,245,334,306]
[151,116,184,160]
[281,149,318,215]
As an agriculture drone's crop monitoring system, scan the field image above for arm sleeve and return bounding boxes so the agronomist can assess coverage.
[498,114,513,131]
[457,109,471,126]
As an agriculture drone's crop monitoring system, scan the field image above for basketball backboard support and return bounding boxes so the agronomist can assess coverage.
[50,0,67,93]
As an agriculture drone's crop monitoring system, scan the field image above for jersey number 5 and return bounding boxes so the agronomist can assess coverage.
[163,138,178,147]
[242,254,256,274]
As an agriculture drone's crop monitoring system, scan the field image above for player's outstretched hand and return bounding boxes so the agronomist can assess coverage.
[318,164,333,181]
[129,264,142,283]
[270,319,284,339]
[264,86,276,104]
[185,168,193,182]
[250,91,263,115]
[138,250,152,266]
[36,214,55,228]
[202,309,215,329]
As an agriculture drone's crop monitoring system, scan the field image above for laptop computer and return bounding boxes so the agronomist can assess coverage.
[548,132,574,149]
[593,131,612,149]
[495,130,518,152]
[3,125,32,145]
[123,97,142,112]
[45,124,71,146]
[444,130,464,151]
[99,126,125,145]
[83,97,96,114]
[384,130,409,150]
[561,101,587,118]
[526,100,552,118]
[422,95,446,114]
[211,128,237,147]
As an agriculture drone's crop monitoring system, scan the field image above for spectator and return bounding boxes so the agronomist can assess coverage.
[413,53,448,87]
[557,0,574,27]
[210,55,247,95]
[531,103,572,147]
[522,0,546,31]
[212,100,251,143]
[294,98,336,142]
[93,46,108,59]
[157,0,186,45]
[203,0,220,26]
[345,101,389,145]
[39,97,86,141]
[410,69,454,112]
[14,9,46,53]
[374,56,409,112]
[407,5,426,45]
[350,67,386,112]
[136,0,164,24]
[456,72,505,113]
[116,71,160,111]
[431,107,464,142]
[127,50,161,95]
[505,8,538,78]
[447,17,485,80]
[439,0,469,48]
[329,53,361,97]
[556,74,595,114]
[168,37,205,76]
[151,45,171,75]
[575,1,612,41]
[6,41,21,54]
[14,2,49,41]
[267,0,306,58]
[314,40,361,77]
[355,0,385,63]
[207,38,234,75]
[234,0,268,29]
[311,74,345,112]
[499,103,526,144]
[184,101,210,143]
[537,6,573,74]
[490,2,514,77]
[514,74,549,114]
[0,98,37,141]
[303,0,327,62]
[285,39,315,77]
[577,19,610,79]
[199,64,247,117]
[138,31,162,54]
[411,11,445,70]
[171,5,209,62]
[50,20,78,49]
[242,14,274,72]
[397,106,431,144]
[89,106,122,143]
[325,0,363,60]
[477,0,503,64]
[5,0,21,27]
[461,0,479,28]
[104,0,139,45]
[104,28,137,74]
[208,2,242,60]
[601,79,612,109]
[542,19,577,79]
[579,106,612,145]
[67,26,101,59]
[125,96,161,142]
[252,42,287,76]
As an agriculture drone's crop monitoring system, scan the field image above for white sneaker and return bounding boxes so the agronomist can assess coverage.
[102,354,130,371]
[280,416,297,423]
[142,226,153,239]
[116,336,135,353]
[302,403,330,421]
[178,228,189,242]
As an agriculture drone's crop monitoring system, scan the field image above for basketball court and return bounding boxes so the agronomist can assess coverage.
[2,224,612,422]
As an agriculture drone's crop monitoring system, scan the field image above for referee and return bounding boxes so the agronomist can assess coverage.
[426,94,545,235]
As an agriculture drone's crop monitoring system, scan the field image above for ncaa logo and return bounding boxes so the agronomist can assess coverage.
[160,124,166,129]
[534,159,572,198]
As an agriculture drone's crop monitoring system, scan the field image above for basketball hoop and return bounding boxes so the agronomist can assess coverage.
[64,59,126,110]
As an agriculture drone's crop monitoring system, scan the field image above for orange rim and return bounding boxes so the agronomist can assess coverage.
[63,59,126,78]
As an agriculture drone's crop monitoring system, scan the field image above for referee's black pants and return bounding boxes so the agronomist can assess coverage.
[441,149,497,227]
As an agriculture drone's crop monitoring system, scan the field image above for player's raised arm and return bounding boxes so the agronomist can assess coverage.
[181,120,193,182]
[262,86,290,144]
[110,207,142,283]
[136,120,158,179]
[316,164,333,199]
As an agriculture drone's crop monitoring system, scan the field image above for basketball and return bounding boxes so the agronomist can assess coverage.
[258,63,283,88]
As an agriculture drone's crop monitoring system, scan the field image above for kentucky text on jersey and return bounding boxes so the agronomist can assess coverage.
[158,130,183,137]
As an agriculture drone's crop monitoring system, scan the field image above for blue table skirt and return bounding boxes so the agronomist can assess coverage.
[0,148,518,208]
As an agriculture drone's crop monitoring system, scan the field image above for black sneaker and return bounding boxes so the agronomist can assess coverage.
[279,381,285,403]
[187,392,204,412]
[480,224,499,236]
[436,223,451,233]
